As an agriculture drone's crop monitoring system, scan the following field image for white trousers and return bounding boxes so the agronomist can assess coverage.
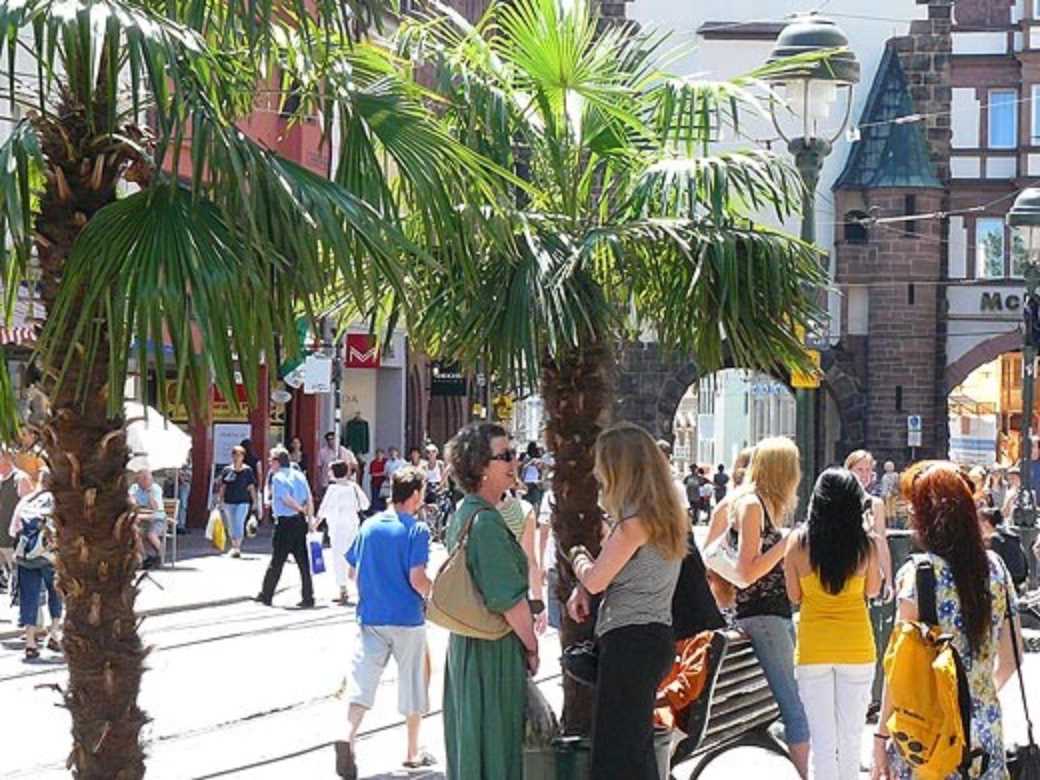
[795,662,874,780]
[328,519,359,590]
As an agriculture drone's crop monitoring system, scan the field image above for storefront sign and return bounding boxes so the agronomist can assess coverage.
[345,334,380,369]
[431,362,467,397]
[163,381,283,424]
[790,350,822,389]
[980,292,1022,312]
[303,355,333,394]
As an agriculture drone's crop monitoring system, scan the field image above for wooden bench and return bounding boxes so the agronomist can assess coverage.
[669,629,791,779]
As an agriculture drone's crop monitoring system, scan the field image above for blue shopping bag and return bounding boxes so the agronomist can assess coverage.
[307,532,326,575]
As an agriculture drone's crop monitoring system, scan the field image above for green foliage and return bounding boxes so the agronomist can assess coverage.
[0,0,489,428]
[397,0,827,392]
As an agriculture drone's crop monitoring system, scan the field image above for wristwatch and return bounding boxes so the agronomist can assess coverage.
[529,599,545,615]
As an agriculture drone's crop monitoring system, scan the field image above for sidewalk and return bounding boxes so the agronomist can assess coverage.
[0,525,355,640]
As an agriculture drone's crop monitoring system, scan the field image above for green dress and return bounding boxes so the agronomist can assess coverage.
[443,493,529,780]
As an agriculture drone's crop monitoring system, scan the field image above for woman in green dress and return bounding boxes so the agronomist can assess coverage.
[442,423,539,780]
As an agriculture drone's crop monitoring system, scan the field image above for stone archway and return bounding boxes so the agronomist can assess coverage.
[614,343,868,456]
[944,330,1022,393]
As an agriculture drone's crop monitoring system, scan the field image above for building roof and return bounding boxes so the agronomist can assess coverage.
[833,43,941,191]
[697,21,786,41]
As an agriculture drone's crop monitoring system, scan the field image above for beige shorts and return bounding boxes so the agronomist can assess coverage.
[348,624,429,716]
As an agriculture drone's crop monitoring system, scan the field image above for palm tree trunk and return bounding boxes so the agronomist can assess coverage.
[541,337,612,736]
[34,125,148,778]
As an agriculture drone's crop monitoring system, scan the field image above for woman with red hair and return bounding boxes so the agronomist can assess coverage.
[871,462,1021,780]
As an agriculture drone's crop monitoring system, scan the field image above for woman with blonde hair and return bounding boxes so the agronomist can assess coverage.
[704,446,755,608]
[721,436,809,777]
[566,422,686,780]
[844,450,893,592]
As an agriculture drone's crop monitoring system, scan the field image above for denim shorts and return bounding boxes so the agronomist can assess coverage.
[737,613,810,745]
[18,565,62,627]
[222,503,250,541]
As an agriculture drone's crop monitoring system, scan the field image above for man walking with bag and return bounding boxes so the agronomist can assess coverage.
[334,465,434,778]
[257,446,315,608]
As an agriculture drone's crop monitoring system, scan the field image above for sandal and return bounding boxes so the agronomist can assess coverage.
[24,646,39,660]
[334,741,357,780]
[403,750,437,769]
[47,637,62,653]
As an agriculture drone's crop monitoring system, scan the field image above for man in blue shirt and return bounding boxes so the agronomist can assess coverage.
[257,446,315,608]
[334,466,432,779]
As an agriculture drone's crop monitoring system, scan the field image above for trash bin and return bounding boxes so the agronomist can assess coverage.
[553,736,591,780]
[524,745,558,780]
[525,732,673,780]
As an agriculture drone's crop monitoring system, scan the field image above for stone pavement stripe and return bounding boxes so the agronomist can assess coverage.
[0,589,295,641]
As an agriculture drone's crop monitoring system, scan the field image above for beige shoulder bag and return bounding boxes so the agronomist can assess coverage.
[426,506,512,641]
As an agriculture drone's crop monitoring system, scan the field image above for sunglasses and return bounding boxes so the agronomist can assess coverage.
[490,448,517,463]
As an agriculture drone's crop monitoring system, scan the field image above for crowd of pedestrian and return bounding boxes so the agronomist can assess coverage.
[313,417,1037,780]
[2,404,1036,779]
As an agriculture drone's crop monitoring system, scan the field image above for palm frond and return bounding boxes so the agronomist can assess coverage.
[410,212,615,390]
[41,157,421,417]
[0,119,43,319]
[629,149,806,223]
[593,219,827,374]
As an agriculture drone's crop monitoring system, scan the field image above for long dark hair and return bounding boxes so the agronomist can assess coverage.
[902,461,992,656]
[802,467,872,595]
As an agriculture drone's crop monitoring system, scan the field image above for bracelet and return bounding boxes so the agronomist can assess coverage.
[529,599,545,615]
[874,733,889,741]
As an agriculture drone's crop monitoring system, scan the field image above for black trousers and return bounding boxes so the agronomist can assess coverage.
[260,515,313,602]
[590,622,674,780]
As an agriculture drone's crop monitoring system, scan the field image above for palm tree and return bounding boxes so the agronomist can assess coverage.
[396,0,829,730]
[0,2,499,776]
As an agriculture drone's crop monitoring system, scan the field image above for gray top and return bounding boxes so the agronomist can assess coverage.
[594,516,681,638]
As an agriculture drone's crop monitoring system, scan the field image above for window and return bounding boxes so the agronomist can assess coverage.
[904,195,917,236]
[908,283,915,305]
[895,386,903,412]
[976,218,1005,278]
[1013,229,1030,277]
[844,210,869,244]
[1033,85,1040,143]
[988,89,1017,148]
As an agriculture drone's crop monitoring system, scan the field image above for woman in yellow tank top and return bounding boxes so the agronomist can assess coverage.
[784,467,883,780]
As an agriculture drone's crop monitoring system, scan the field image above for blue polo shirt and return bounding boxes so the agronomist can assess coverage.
[346,508,431,627]
[270,467,311,518]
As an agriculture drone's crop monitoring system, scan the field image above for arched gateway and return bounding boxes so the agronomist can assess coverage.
[614,342,868,467]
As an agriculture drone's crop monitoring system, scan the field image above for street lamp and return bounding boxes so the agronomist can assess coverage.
[1007,187,1040,529]
[763,13,860,514]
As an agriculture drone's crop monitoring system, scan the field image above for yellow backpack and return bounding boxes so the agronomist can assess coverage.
[882,556,982,780]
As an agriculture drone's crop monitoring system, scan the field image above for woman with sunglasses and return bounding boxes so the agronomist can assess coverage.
[567,422,686,780]
[442,424,537,780]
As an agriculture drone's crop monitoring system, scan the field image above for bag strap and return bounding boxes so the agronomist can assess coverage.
[913,553,939,626]
[1003,577,1036,747]
[449,503,485,554]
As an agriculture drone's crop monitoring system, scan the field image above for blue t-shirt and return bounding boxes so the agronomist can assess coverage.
[270,467,311,518]
[346,508,431,627]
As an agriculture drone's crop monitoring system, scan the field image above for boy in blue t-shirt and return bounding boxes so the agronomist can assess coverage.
[335,465,433,779]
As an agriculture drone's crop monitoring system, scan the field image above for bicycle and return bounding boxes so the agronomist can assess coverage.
[421,487,455,544]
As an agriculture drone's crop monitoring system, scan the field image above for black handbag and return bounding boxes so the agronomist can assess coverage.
[1005,582,1040,780]
[561,641,598,688]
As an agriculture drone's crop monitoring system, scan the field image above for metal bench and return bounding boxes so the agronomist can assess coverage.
[670,629,792,779]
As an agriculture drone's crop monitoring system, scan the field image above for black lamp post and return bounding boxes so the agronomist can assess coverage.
[1008,188,1040,529]
[764,13,860,514]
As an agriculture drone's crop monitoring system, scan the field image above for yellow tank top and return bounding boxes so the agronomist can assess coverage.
[794,572,876,666]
